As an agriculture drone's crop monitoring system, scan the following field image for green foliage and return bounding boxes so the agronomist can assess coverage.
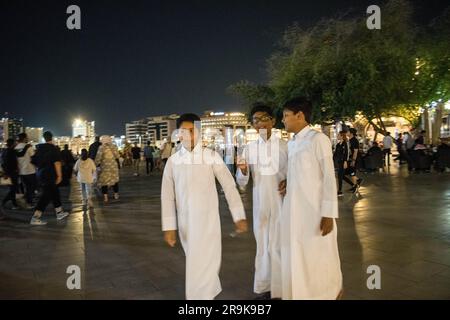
[230,0,450,133]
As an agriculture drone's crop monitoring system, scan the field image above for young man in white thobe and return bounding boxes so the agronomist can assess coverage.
[235,104,288,299]
[279,97,343,300]
[161,113,248,300]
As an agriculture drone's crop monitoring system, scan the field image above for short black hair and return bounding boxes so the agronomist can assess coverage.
[17,132,27,142]
[81,148,88,161]
[349,128,357,135]
[176,113,201,129]
[43,131,53,142]
[6,138,15,148]
[249,103,273,121]
[283,97,312,123]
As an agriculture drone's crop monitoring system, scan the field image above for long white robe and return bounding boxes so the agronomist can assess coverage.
[161,143,246,300]
[236,135,287,298]
[281,126,342,300]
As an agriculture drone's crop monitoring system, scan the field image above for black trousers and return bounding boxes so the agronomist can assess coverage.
[101,183,119,195]
[61,165,73,186]
[337,164,354,192]
[35,183,62,212]
[145,157,154,174]
[20,174,37,204]
[2,174,18,207]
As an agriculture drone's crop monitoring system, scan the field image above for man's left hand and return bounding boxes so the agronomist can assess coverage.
[320,217,334,236]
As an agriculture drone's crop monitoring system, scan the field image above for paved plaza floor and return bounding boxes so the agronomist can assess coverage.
[1,165,450,300]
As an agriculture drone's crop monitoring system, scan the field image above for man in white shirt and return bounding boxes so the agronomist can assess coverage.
[15,133,36,209]
[382,132,394,167]
[236,103,287,299]
[279,97,342,300]
[161,113,248,300]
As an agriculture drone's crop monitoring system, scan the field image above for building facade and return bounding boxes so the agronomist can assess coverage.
[1,117,24,143]
[125,119,149,146]
[72,119,95,143]
[25,127,43,144]
[126,114,179,147]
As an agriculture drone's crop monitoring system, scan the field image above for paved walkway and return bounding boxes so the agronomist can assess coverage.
[1,165,449,299]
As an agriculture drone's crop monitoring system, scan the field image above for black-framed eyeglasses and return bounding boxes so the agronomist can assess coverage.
[252,115,273,124]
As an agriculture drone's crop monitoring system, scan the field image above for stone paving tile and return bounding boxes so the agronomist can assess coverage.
[1,166,450,299]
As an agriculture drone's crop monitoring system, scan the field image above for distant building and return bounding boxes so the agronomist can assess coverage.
[147,114,178,146]
[25,127,43,144]
[72,119,95,143]
[1,117,24,143]
[200,111,252,148]
[53,136,72,150]
[125,119,148,146]
[126,114,179,147]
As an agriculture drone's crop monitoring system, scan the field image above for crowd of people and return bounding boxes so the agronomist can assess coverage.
[1,99,450,299]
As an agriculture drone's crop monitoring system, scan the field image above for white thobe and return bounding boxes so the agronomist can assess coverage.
[161,143,246,300]
[281,126,342,300]
[236,135,287,298]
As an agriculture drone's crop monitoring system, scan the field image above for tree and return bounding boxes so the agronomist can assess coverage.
[230,0,450,137]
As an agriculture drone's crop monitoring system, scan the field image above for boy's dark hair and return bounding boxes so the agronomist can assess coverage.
[283,97,312,123]
[81,148,88,161]
[249,103,274,121]
[349,128,357,136]
[339,130,348,134]
[6,138,15,148]
[17,133,27,142]
[43,131,53,142]
[176,113,201,129]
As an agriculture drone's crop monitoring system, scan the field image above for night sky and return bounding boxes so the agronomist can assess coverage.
[1,0,447,136]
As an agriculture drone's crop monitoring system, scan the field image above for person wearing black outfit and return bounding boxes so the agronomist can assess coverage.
[88,136,102,160]
[60,144,75,186]
[348,128,363,193]
[415,130,426,146]
[131,143,141,176]
[435,138,450,172]
[29,131,69,226]
[333,131,354,197]
[143,141,155,175]
[1,139,19,209]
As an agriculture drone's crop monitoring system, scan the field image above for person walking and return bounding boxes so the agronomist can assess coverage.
[95,135,120,203]
[1,139,19,210]
[143,141,155,175]
[131,143,141,176]
[15,133,36,209]
[29,131,69,225]
[74,149,97,208]
[382,132,394,167]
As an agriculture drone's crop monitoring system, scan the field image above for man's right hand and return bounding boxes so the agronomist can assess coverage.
[164,230,177,247]
[237,162,248,176]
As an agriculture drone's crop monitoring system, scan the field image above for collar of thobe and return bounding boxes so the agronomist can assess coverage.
[179,142,202,156]
[258,134,277,145]
[294,125,312,141]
